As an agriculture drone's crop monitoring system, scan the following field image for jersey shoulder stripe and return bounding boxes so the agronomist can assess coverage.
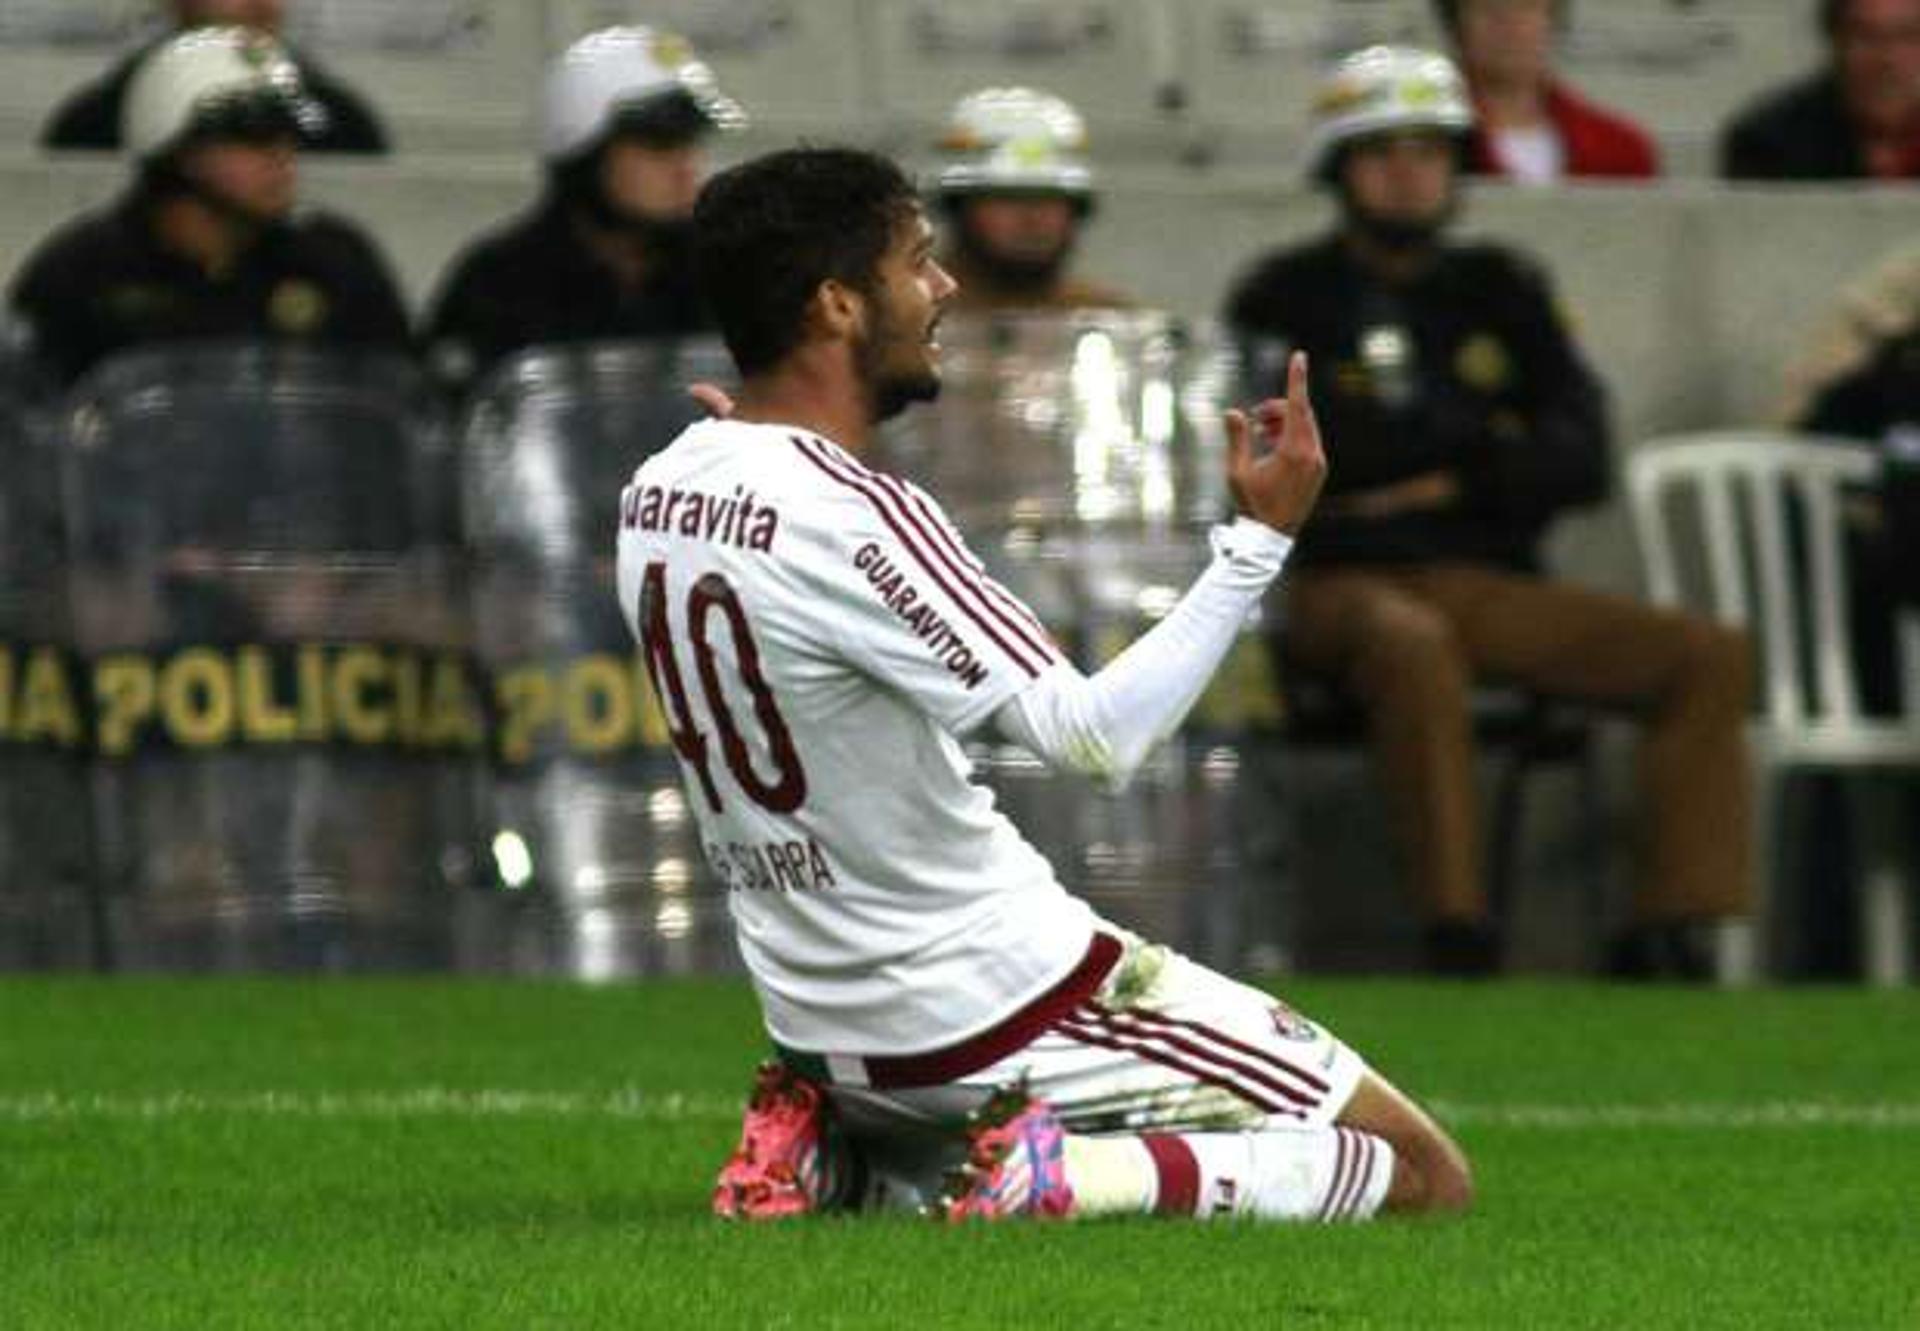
[877,472,1060,648]
[788,433,1055,679]
[790,434,1061,669]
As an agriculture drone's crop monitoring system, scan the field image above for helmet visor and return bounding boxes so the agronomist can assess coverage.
[183,86,327,148]
[607,89,717,148]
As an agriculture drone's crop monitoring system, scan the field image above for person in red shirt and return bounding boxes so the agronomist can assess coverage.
[1433,0,1659,182]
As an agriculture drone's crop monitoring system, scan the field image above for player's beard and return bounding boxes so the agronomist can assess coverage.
[856,300,942,424]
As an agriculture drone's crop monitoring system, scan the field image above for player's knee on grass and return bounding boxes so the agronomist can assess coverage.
[1381,1124,1473,1215]
[1342,1070,1473,1216]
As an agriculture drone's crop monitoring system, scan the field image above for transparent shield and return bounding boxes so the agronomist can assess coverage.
[462,339,740,978]
[62,344,479,972]
[0,380,95,969]
[877,312,1289,969]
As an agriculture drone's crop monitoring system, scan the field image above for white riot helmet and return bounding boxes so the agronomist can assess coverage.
[541,25,745,163]
[935,87,1095,209]
[123,26,323,161]
[1304,46,1473,182]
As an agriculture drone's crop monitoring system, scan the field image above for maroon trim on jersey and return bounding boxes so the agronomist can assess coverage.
[1054,1013,1299,1118]
[806,932,1122,1089]
[1325,1128,1377,1220]
[1091,1003,1333,1096]
[1141,1134,1201,1216]
[876,471,1062,655]
[1318,1128,1356,1221]
[804,433,1059,660]
[1067,1006,1319,1110]
[789,434,1058,676]
[1349,1133,1380,1217]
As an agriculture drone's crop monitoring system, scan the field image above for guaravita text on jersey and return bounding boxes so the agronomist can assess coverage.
[620,482,780,552]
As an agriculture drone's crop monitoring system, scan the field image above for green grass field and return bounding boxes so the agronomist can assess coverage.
[3,978,1916,1330]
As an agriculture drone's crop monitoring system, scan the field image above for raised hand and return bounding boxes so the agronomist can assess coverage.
[688,382,736,418]
[1223,350,1328,536]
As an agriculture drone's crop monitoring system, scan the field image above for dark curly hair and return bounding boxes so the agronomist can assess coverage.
[692,147,920,377]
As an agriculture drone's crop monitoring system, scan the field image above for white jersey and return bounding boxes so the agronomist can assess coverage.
[616,419,1096,1055]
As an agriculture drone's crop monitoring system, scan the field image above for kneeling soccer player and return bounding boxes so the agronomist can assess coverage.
[616,146,1473,1222]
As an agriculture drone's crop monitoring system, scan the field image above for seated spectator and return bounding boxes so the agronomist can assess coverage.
[1778,243,1920,708]
[933,87,1133,312]
[9,28,410,387]
[422,27,744,390]
[1433,0,1658,181]
[1224,47,1753,978]
[1770,247,1920,976]
[42,0,387,154]
[1722,0,1920,180]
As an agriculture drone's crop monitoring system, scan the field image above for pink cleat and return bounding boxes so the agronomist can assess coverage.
[711,1060,837,1220]
[940,1081,1076,1222]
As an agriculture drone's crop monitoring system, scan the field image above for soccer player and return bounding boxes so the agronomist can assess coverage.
[616,147,1472,1222]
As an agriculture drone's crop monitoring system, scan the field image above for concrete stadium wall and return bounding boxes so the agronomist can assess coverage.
[0,0,1828,173]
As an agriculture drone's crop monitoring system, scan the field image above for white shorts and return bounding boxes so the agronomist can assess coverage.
[817,928,1369,1205]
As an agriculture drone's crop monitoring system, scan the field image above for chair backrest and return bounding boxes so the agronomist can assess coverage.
[1626,431,1920,758]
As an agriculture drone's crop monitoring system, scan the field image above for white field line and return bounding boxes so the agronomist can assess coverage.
[1430,1101,1920,1130]
[1,1091,1919,1129]
[0,1090,742,1123]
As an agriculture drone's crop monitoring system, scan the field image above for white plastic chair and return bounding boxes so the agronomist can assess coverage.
[1627,432,1920,985]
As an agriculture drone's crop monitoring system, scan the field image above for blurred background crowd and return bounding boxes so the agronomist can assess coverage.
[1,0,1917,988]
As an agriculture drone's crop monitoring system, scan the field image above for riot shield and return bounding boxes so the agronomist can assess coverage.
[462,340,737,978]
[63,344,479,971]
[874,312,1291,968]
[0,375,95,969]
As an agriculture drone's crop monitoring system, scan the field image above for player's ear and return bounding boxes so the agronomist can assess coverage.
[814,278,865,341]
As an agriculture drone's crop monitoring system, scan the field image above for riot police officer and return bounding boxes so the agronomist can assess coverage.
[933,87,1133,313]
[1225,47,1754,978]
[422,26,745,392]
[42,0,388,154]
[9,26,410,388]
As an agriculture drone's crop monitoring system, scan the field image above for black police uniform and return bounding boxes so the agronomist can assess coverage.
[1224,233,1611,570]
[1223,232,1759,967]
[7,194,412,386]
[42,41,388,154]
[422,199,711,388]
